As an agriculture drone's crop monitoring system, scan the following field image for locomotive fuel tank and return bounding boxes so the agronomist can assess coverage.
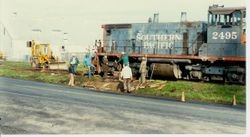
[150,63,182,79]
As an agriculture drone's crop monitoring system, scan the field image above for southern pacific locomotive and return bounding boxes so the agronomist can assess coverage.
[93,5,246,84]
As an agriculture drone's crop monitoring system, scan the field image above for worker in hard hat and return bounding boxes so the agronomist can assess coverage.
[120,63,133,93]
[111,40,116,53]
[68,54,79,87]
[83,52,95,78]
[102,55,109,78]
[117,51,129,67]
[139,55,147,86]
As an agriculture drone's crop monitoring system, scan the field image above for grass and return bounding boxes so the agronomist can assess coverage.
[0,61,98,85]
[135,80,246,105]
[0,61,69,84]
[0,61,246,105]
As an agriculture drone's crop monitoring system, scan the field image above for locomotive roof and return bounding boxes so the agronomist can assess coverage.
[101,24,132,29]
[102,21,206,30]
[209,6,246,14]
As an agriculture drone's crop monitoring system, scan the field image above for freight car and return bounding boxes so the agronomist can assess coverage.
[94,5,246,84]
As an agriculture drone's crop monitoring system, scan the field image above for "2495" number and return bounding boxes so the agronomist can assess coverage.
[212,32,237,40]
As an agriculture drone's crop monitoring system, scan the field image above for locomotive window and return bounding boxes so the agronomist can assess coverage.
[220,14,233,26]
[233,11,241,26]
[225,15,230,24]
[224,14,233,26]
[243,11,246,18]
[218,15,226,25]
[208,13,217,26]
[106,30,111,36]
[209,13,235,26]
[211,14,226,26]
[242,11,246,25]
[242,10,246,32]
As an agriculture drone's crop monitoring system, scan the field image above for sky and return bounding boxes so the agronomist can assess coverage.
[0,0,246,48]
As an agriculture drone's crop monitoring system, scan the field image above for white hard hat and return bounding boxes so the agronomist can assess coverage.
[121,52,125,54]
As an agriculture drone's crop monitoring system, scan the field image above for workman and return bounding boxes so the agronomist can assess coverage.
[111,40,116,53]
[117,52,129,67]
[68,54,79,87]
[83,52,95,78]
[120,63,133,93]
[102,55,109,77]
[139,56,147,85]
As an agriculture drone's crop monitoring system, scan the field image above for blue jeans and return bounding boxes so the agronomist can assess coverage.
[72,64,77,74]
[70,64,77,74]
[87,66,91,78]
[87,64,96,78]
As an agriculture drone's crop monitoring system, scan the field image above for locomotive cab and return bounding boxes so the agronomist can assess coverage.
[198,5,246,84]
[200,5,246,57]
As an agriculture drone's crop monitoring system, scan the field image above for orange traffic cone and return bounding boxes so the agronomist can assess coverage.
[232,95,237,106]
[181,91,185,102]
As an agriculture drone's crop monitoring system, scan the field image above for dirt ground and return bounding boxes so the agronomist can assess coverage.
[9,67,168,93]
[78,72,167,93]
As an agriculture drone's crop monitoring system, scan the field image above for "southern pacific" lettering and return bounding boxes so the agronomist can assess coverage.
[136,32,183,41]
[136,32,182,49]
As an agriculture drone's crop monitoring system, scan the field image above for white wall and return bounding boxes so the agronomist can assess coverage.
[0,0,2,19]
[0,23,13,60]
[0,0,13,60]
[6,40,87,62]
[8,40,29,61]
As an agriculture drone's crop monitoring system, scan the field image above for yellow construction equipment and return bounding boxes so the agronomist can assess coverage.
[27,40,68,70]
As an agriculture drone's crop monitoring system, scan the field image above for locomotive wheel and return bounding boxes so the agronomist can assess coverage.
[226,72,245,84]
[202,76,210,82]
[226,67,245,84]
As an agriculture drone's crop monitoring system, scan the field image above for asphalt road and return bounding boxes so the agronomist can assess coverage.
[0,77,246,134]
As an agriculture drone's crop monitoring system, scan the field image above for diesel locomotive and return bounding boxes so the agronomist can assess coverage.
[94,5,246,84]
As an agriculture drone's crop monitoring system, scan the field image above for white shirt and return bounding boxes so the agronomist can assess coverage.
[120,66,132,79]
[70,56,76,65]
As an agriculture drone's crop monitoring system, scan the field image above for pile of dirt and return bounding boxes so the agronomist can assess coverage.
[80,76,145,93]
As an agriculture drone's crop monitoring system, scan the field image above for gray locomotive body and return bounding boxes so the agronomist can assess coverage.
[96,5,246,84]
